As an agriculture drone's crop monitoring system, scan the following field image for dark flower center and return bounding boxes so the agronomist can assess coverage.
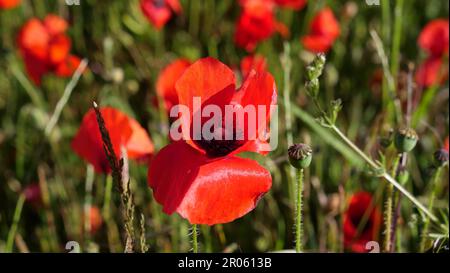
[195,139,245,158]
[153,0,166,8]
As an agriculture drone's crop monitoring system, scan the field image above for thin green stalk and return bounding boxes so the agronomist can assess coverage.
[330,125,437,222]
[45,59,88,136]
[84,164,95,242]
[282,42,294,148]
[295,168,305,253]
[281,43,296,201]
[390,0,404,79]
[384,153,401,252]
[192,224,198,253]
[6,194,26,253]
[420,167,443,252]
[102,174,113,220]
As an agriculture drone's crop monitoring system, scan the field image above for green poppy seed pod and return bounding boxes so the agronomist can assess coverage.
[288,143,313,169]
[394,128,418,153]
[433,149,449,167]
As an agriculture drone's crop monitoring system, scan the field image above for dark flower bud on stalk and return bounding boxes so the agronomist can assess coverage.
[288,143,313,169]
[394,128,418,153]
[433,149,449,167]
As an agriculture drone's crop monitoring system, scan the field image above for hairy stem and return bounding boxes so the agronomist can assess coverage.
[295,168,305,253]
[192,224,198,253]
[420,167,442,252]
[384,153,401,252]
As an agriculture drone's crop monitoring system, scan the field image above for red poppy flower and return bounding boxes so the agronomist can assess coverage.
[415,56,448,88]
[0,0,20,9]
[301,7,340,53]
[235,0,277,52]
[82,206,103,235]
[444,137,449,152]
[156,59,192,111]
[343,192,382,253]
[17,15,82,85]
[72,107,154,173]
[240,54,268,79]
[140,0,182,29]
[274,0,306,10]
[418,19,449,57]
[148,57,276,225]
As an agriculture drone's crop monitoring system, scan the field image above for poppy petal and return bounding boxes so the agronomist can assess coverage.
[54,55,82,77]
[43,14,68,36]
[240,55,267,79]
[17,18,50,60]
[48,34,71,65]
[418,19,449,57]
[22,53,50,85]
[176,57,236,114]
[156,59,191,111]
[126,119,155,160]
[148,141,272,225]
[415,56,448,88]
[0,0,20,9]
[274,0,307,10]
[71,108,133,173]
[140,0,172,29]
[231,71,277,149]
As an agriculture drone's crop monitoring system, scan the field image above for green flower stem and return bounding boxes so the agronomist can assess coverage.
[281,43,296,202]
[295,168,305,253]
[419,167,443,252]
[330,125,437,222]
[384,153,401,252]
[6,194,26,253]
[192,224,199,253]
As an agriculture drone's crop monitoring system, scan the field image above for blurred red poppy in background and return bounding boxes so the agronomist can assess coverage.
[418,19,449,57]
[343,191,382,253]
[415,19,449,88]
[156,59,191,111]
[140,0,182,29]
[301,7,340,53]
[72,107,154,173]
[240,54,268,79]
[415,56,448,88]
[0,0,20,9]
[17,15,82,85]
[274,0,306,10]
[148,57,276,225]
[444,137,449,152]
[235,0,278,51]
[83,206,103,235]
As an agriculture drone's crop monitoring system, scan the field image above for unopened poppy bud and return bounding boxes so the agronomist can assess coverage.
[288,143,313,169]
[394,128,418,153]
[433,149,449,167]
[398,169,410,185]
[305,78,319,98]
